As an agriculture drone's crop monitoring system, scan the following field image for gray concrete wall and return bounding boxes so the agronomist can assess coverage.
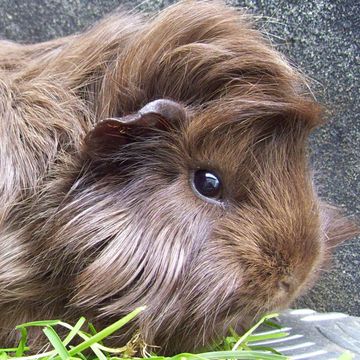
[0,0,358,315]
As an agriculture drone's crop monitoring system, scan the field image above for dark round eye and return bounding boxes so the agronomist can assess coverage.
[192,170,222,200]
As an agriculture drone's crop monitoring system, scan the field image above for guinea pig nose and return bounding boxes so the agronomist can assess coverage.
[278,278,292,293]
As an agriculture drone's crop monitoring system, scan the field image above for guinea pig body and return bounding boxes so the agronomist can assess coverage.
[0,0,357,354]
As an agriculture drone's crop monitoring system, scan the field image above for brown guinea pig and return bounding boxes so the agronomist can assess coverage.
[0,0,358,355]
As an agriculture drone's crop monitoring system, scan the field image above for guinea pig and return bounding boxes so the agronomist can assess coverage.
[0,0,358,355]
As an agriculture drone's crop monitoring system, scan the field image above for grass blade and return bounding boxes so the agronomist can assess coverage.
[248,345,282,355]
[337,352,354,360]
[263,320,282,329]
[15,321,61,329]
[246,332,289,343]
[62,317,86,346]
[232,313,279,351]
[0,348,30,353]
[59,321,108,360]
[87,323,98,337]
[43,326,70,360]
[65,307,145,358]
[15,327,27,357]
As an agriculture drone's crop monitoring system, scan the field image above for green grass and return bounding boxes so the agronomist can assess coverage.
[0,307,354,360]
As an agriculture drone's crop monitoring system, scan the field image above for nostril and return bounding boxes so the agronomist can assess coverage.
[278,279,291,293]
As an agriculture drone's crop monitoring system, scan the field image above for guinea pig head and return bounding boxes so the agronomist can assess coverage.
[59,96,355,354]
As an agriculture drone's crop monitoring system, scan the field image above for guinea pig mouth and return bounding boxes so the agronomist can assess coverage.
[231,317,252,335]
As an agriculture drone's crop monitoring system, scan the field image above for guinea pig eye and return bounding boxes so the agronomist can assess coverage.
[191,170,222,202]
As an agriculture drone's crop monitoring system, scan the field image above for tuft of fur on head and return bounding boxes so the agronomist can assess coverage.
[0,0,358,354]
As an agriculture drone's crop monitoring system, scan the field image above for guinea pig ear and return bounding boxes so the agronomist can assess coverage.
[320,202,360,247]
[84,99,186,158]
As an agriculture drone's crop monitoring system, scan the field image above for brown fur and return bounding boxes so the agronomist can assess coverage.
[0,0,358,354]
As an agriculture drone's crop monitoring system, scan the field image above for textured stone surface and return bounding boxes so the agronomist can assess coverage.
[0,0,358,314]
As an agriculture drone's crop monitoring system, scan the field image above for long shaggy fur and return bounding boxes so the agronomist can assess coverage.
[0,0,358,354]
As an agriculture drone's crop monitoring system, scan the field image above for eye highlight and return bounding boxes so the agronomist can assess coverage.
[191,169,222,202]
